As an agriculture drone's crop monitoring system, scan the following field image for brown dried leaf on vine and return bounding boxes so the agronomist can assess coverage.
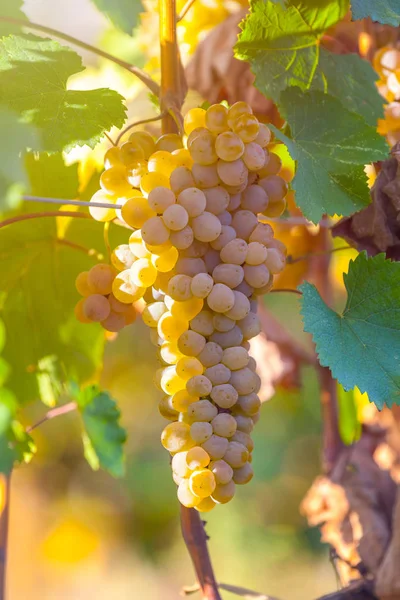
[249,305,315,402]
[185,10,283,127]
[302,425,399,592]
[332,146,400,260]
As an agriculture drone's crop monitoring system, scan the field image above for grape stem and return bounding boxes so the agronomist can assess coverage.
[269,288,302,296]
[0,211,91,230]
[0,474,11,600]
[0,16,160,96]
[159,0,185,134]
[114,113,167,145]
[180,506,222,600]
[286,245,351,265]
[177,0,197,21]
[26,402,77,434]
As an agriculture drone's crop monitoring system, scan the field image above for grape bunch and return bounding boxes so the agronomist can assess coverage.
[75,101,288,510]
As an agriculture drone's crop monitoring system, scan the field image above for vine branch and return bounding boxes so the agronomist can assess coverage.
[115,113,167,145]
[0,16,160,96]
[180,506,222,600]
[26,402,77,434]
[0,474,11,600]
[313,227,344,474]
[177,0,197,21]
[0,211,91,230]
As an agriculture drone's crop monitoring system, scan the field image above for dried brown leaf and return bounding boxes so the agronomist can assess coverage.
[185,10,281,124]
[332,147,400,260]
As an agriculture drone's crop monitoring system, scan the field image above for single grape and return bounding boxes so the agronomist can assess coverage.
[177,479,201,508]
[189,130,217,165]
[112,270,145,303]
[158,312,189,342]
[207,283,235,313]
[130,258,158,287]
[147,186,176,214]
[212,264,244,288]
[83,294,111,322]
[223,441,249,468]
[170,166,195,195]
[204,363,231,385]
[211,413,237,438]
[205,104,229,133]
[177,187,207,218]
[178,330,206,357]
[241,185,268,214]
[201,435,229,460]
[190,310,215,336]
[192,212,222,242]
[217,159,248,187]
[192,163,220,189]
[122,196,156,229]
[204,186,230,215]
[210,383,238,408]
[87,263,115,295]
[187,399,217,421]
[171,389,198,412]
[100,165,132,195]
[197,342,223,367]
[209,460,233,485]
[186,446,210,469]
[215,132,245,162]
[75,271,93,297]
[111,244,136,270]
[211,480,236,504]
[222,346,249,371]
[190,421,213,444]
[189,468,216,498]
[191,273,214,299]
[220,238,248,265]
[184,108,207,135]
[129,131,156,159]
[186,376,213,398]
[89,189,116,222]
[156,133,183,152]
[233,462,254,484]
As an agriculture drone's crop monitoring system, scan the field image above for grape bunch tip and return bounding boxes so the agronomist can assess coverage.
[75,101,288,511]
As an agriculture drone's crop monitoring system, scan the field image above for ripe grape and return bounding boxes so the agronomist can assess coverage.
[89,189,116,222]
[186,446,210,469]
[205,104,228,133]
[189,468,216,498]
[192,212,222,242]
[201,435,229,460]
[204,186,230,215]
[207,283,235,313]
[211,413,237,438]
[215,132,244,161]
[177,187,206,217]
[83,294,111,322]
[190,421,213,444]
[87,264,115,295]
[211,480,236,504]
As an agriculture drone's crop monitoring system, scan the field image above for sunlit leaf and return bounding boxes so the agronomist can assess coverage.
[0,34,127,152]
[300,253,400,409]
[270,90,388,223]
[75,384,127,477]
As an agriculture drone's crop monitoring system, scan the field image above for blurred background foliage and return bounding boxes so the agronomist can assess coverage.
[5,0,364,598]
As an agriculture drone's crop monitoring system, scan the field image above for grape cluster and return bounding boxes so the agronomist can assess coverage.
[75,102,288,510]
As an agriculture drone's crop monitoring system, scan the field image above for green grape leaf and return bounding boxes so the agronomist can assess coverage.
[351,0,400,26]
[269,89,388,223]
[300,253,400,410]
[91,0,143,34]
[235,0,348,103]
[25,153,79,200]
[0,150,128,404]
[0,0,28,36]
[75,385,126,477]
[0,34,127,152]
[0,109,40,213]
[316,50,384,128]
